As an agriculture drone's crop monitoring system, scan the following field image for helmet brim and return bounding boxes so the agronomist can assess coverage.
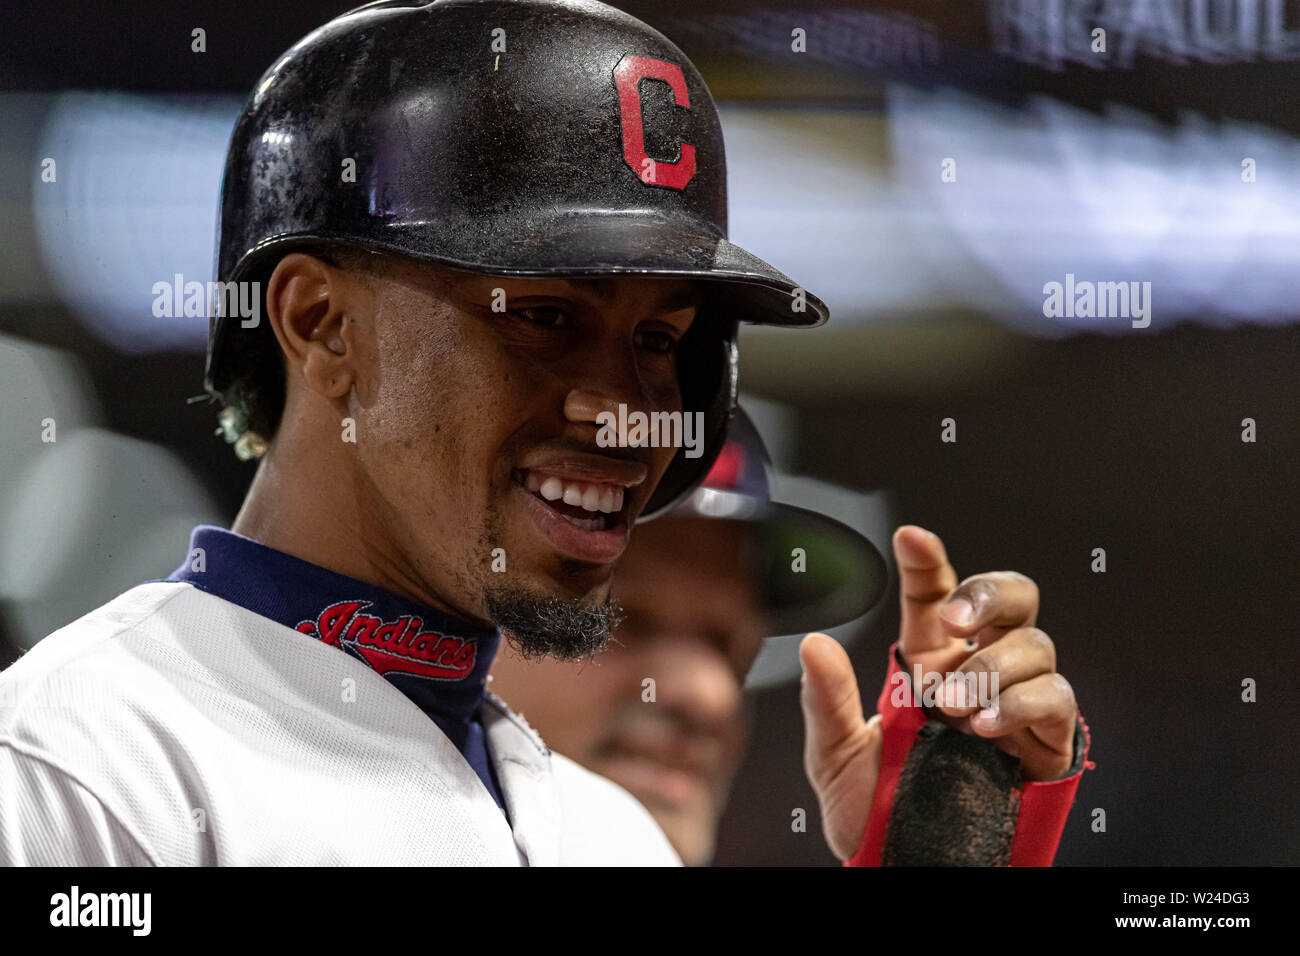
[228,206,827,333]
[669,494,888,636]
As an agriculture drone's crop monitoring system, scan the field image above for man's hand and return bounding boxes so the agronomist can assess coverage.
[799,525,1079,861]
[799,633,883,859]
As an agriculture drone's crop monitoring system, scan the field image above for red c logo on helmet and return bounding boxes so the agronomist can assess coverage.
[613,54,697,191]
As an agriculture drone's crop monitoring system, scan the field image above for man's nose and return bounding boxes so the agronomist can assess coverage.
[562,344,662,445]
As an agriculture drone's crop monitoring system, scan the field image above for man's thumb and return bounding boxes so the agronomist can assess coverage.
[799,632,866,784]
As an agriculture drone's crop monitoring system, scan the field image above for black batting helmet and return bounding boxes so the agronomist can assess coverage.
[206,0,828,517]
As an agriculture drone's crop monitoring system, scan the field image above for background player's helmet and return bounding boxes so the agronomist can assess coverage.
[672,409,887,638]
[205,0,828,518]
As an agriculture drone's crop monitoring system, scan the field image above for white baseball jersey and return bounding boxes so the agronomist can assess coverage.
[0,580,679,865]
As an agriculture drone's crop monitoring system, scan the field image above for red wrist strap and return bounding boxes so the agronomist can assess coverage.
[844,642,1093,867]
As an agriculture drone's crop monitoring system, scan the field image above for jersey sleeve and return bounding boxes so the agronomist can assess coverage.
[0,740,159,866]
[845,642,1093,867]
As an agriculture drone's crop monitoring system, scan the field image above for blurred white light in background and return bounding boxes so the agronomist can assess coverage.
[0,427,223,649]
[0,334,102,514]
[0,340,222,651]
[33,92,238,353]
[25,91,1300,348]
[721,106,931,319]
[886,85,1300,331]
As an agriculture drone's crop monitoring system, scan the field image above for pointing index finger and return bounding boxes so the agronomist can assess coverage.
[893,525,959,657]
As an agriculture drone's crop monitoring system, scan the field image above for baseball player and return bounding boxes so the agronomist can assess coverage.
[0,0,1089,866]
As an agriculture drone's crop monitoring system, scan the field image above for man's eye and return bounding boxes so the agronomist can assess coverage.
[514,306,568,328]
[637,329,678,355]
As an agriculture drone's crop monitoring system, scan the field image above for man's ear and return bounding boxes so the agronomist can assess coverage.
[265,252,364,400]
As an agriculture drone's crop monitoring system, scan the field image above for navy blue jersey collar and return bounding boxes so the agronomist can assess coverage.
[166,525,501,726]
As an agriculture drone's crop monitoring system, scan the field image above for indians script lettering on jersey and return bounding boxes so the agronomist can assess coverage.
[296,600,477,680]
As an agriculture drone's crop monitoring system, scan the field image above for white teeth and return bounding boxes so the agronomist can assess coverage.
[524,471,626,516]
[539,477,564,501]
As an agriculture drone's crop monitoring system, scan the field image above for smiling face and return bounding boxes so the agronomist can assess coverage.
[258,250,702,658]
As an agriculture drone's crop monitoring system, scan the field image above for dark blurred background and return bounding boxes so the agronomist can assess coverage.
[1,0,1296,865]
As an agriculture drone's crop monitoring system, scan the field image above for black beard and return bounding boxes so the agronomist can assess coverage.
[485,586,623,662]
